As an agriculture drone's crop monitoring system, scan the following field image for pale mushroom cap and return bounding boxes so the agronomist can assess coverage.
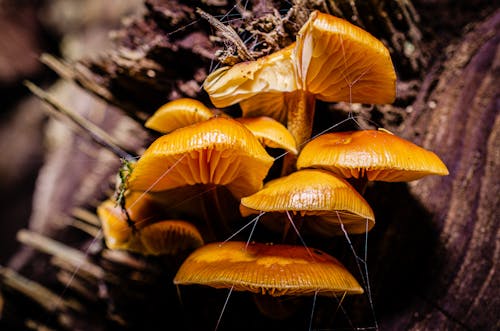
[296,11,396,104]
[204,44,298,108]
[236,116,298,154]
[174,241,363,296]
[297,130,450,182]
[127,117,275,199]
[239,92,289,123]
[203,11,396,124]
[145,98,214,133]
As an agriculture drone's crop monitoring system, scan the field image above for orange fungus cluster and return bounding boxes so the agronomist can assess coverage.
[97,10,448,311]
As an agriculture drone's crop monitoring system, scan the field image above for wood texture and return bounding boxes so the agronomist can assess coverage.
[392,10,499,330]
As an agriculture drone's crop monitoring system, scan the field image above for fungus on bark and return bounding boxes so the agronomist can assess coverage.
[145,98,215,134]
[297,129,449,182]
[174,241,363,296]
[145,98,297,154]
[97,195,203,255]
[235,116,298,154]
[240,169,374,235]
[204,11,396,154]
[127,117,274,199]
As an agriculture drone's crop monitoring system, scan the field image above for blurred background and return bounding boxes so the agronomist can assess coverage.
[0,0,144,265]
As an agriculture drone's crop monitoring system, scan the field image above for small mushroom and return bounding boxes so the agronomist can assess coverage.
[297,129,449,182]
[236,116,298,154]
[97,195,203,255]
[140,220,204,255]
[145,98,215,134]
[240,169,375,235]
[97,198,137,251]
[204,11,396,152]
[174,241,363,296]
[204,44,297,117]
[144,98,297,154]
[127,117,274,199]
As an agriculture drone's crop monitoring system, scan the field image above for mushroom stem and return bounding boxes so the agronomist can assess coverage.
[281,91,316,175]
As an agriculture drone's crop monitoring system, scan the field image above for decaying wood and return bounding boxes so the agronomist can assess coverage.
[1,1,498,331]
[348,8,499,331]
[390,10,499,330]
[24,81,136,160]
[24,82,148,239]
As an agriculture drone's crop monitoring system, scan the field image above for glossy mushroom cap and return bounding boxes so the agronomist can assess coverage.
[127,117,275,199]
[295,11,396,104]
[145,98,214,133]
[204,11,396,123]
[97,198,203,255]
[240,169,375,235]
[174,241,363,296]
[236,116,298,154]
[145,98,297,153]
[297,130,450,182]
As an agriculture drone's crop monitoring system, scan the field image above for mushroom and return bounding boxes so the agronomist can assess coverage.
[174,241,363,296]
[235,116,297,155]
[144,98,297,154]
[204,11,396,154]
[125,117,276,240]
[140,220,204,255]
[297,129,449,182]
[97,195,203,255]
[240,169,375,236]
[127,117,274,200]
[145,98,215,134]
[97,198,137,251]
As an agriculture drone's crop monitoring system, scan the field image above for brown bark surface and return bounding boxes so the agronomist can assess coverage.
[0,1,498,331]
[370,10,500,331]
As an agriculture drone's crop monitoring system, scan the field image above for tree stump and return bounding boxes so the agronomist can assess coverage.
[1,1,498,331]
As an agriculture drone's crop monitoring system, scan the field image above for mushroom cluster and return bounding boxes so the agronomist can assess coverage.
[97,10,448,328]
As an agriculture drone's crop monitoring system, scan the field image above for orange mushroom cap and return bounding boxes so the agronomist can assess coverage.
[98,191,161,230]
[297,130,449,182]
[145,98,296,153]
[174,241,363,296]
[97,197,203,255]
[97,199,136,251]
[240,169,374,235]
[295,11,396,103]
[140,220,204,255]
[236,116,298,154]
[145,98,214,134]
[127,117,274,199]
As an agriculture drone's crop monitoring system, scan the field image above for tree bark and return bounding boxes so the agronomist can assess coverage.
[353,8,499,331]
